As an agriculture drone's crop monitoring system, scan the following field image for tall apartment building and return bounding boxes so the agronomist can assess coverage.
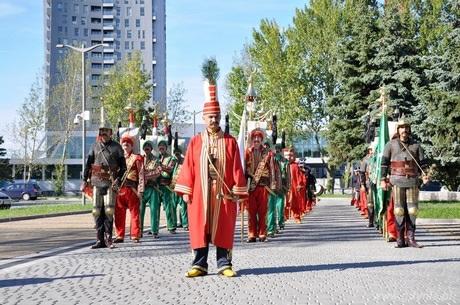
[44,0,166,133]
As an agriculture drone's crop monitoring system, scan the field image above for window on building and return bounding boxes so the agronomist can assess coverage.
[116,7,121,16]
[83,5,89,14]
[91,40,102,45]
[115,18,120,27]
[140,7,144,16]
[140,0,144,4]
[140,41,145,50]
[103,53,113,59]
[126,29,132,39]
[116,30,121,38]
[126,7,132,17]
[91,6,101,12]
[72,16,77,24]
[74,28,79,36]
[104,64,114,69]
[124,19,129,27]
[91,18,101,24]
[92,52,102,58]
[137,30,141,39]
[91,74,100,81]
[91,29,102,35]
[84,28,88,36]
[125,41,130,50]
[58,26,63,33]
[57,2,63,11]
[115,41,120,49]
[124,0,129,4]
[131,41,134,49]
[136,19,140,27]
[92,63,102,69]
[142,30,145,39]
[64,26,68,34]
[81,17,86,25]
[73,4,79,14]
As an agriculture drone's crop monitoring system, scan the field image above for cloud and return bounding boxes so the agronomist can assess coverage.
[0,2,25,18]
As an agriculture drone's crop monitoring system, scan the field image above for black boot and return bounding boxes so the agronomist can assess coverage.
[407,226,423,248]
[367,207,374,228]
[91,231,107,249]
[395,224,407,248]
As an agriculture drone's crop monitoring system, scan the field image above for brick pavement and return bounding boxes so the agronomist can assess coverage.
[0,198,459,305]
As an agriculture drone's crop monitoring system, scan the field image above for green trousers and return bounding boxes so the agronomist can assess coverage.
[267,193,285,234]
[159,185,176,231]
[173,192,188,229]
[140,186,161,234]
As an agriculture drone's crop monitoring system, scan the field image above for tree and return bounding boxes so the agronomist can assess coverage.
[48,51,86,195]
[13,73,46,181]
[0,136,10,181]
[326,0,381,169]
[101,51,152,127]
[167,82,191,133]
[412,0,460,190]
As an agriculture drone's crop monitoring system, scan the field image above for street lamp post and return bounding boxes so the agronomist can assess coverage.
[56,43,105,205]
[192,110,203,136]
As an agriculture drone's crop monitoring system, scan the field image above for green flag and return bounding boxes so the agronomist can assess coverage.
[372,111,390,228]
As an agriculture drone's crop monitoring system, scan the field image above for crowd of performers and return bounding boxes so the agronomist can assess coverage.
[351,118,429,249]
[81,117,318,249]
[80,72,319,277]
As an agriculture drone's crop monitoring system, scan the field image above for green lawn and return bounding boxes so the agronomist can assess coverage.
[0,204,92,219]
[418,201,460,219]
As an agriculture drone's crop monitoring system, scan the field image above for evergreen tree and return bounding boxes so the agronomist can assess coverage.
[326,0,381,165]
[412,0,460,190]
[370,1,423,116]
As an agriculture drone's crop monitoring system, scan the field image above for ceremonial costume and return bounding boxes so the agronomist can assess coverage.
[245,129,275,242]
[267,146,290,235]
[83,120,126,249]
[172,151,188,230]
[114,136,144,242]
[174,63,247,277]
[381,119,428,248]
[140,141,162,237]
[157,141,178,233]
[287,157,306,223]
[359,151,373,221]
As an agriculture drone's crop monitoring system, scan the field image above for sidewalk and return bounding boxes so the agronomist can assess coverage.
[0,198,459,304]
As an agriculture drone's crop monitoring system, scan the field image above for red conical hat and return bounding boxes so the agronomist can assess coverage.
[203,79,221,115]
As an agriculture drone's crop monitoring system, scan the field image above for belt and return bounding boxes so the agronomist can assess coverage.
[391,161,417,177]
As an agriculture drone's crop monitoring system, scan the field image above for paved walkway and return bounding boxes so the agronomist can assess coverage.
[0,198,459,305]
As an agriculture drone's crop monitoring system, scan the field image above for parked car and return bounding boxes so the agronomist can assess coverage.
[420,180,443,192]
[0,182,42,200]
[0,191,12,209]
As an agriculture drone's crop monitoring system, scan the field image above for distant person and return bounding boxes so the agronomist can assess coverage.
[304,166,317,213]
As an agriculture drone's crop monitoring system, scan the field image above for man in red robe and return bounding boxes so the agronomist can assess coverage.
[287,148,306,223]
[245,129,274,242]
[174,71,247,278]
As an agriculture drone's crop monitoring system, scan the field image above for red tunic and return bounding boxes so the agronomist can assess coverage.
[174,130,247,250]
[288,162,306,220]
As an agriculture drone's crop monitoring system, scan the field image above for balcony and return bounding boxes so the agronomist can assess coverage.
[103,25,114,31]
[103,37,114,42]
[103,15,114,19]
[102,3,114,7]
[103,59,115,64]
[103,48,115,53]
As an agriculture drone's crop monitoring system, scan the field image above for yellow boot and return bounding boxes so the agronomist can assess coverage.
[185,267,207,278]
[219,267,237,277]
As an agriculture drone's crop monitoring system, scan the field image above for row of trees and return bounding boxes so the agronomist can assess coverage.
[6,51,189,194]
[225,0,459,190]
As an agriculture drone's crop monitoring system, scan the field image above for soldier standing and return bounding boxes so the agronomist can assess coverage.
[245,129,275,243]
[140,141,162,238]
[158,140,178,234]
[81,119,126,249]
[304,166,317,213]
[114,135,144,243]
[381,118,429,248]
[172,147,188,231]
[359,146,374,226]
[174,60,247,277]
[267,144,290,236]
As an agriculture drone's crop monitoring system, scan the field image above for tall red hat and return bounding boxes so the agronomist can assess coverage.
[250,128,266,141]
[202,58,221,115]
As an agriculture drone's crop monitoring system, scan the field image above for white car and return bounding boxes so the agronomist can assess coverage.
[0,191,12,209]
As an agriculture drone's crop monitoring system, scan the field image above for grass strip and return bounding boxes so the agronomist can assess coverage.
[418,201,460,219]
[0,204,92,219]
